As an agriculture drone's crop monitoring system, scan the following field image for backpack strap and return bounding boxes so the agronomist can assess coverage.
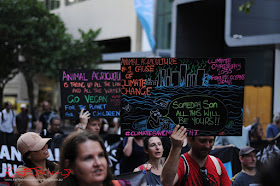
[180,154,189,186]
[209,155,221,176]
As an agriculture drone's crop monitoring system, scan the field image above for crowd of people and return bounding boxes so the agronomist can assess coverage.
[1,101,280,185]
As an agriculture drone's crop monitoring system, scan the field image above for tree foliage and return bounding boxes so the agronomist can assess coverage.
[239,0,255,14]
[0,0,102,110]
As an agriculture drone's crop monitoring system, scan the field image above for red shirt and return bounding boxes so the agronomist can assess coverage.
[176,153,232,186]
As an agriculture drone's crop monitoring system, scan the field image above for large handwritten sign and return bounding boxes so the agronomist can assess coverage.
[59,69,121,119]
[121,58,245,136]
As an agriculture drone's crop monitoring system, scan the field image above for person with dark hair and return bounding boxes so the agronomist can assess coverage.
[16,104,30,135]
[57,131,130,186]
[249,123,263,143]
[40,115,64,139]
[36,101,56,133]
[14,132,58,185]
[266,112,280,140]
[161,125,231,186]
[134,136,164,186]
[40,115,65,150]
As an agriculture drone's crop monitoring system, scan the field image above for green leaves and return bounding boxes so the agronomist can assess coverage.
[0,0,102,106]
[239,0,255,14]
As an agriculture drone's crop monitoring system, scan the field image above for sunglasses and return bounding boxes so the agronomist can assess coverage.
[200,167,210,186]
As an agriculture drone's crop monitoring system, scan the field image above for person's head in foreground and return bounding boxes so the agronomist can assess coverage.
[187,136,215,159]
[17,132,51,166]
[57,131,112,186]
[143,136,163,160]
[239,146,257,171]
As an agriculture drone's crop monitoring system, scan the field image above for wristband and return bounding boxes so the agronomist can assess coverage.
[78,125,85,130]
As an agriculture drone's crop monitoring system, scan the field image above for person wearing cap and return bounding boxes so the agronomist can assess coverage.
[16,104,30,135]
[232,146,259,186]
[14,132,58,186]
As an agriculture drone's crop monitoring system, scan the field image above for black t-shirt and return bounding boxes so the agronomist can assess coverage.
[39,111,55,130]
[16,112,29,134]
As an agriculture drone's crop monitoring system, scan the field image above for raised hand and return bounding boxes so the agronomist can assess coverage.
[170,125,187,149]
[79,108,90,128]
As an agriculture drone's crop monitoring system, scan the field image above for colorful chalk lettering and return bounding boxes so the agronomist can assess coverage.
[121,58,245,136]
[59,69,121,120]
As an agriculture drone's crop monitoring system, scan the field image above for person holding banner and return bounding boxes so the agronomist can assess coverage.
[134,136,164,186]
[161,125,232,186]
[57,131,131,186]
[14,132,58,186]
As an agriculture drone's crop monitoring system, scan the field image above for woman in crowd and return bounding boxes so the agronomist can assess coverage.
[249,122,264,143]
[15,132,58,186]
[57,131,130,186]
[134,136,164,186]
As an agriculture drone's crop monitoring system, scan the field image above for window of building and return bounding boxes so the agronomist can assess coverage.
[97,37,131,53]
[155,0,173,49]
[39,0,60,10]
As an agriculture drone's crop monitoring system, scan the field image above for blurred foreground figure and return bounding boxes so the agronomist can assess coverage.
[57,131,131,186]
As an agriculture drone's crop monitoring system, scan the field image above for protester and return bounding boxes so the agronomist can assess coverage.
[120,136,148,174]
[134,136,164,186]
[16,104,30,135]
[249,123,263,143]
[75,109,101,135]
[266,112,280,140]
[40,115,65,150]
[161,125,231,186]
[14,132,58,186]
[213,126,250,150]
[37,101,56,133]
[232,146,259,186]
[245,117,260,132]
[0,102,17,144]
[41,115,64,139]
[0,102,16,133]
[57,131,130,186]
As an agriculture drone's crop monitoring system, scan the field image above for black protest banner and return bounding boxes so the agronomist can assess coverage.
[59,69,121,119]
[121,58,245,136]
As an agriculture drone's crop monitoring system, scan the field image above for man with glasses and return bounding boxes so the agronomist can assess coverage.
[161,125,232,186]
[232,146,259,186]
